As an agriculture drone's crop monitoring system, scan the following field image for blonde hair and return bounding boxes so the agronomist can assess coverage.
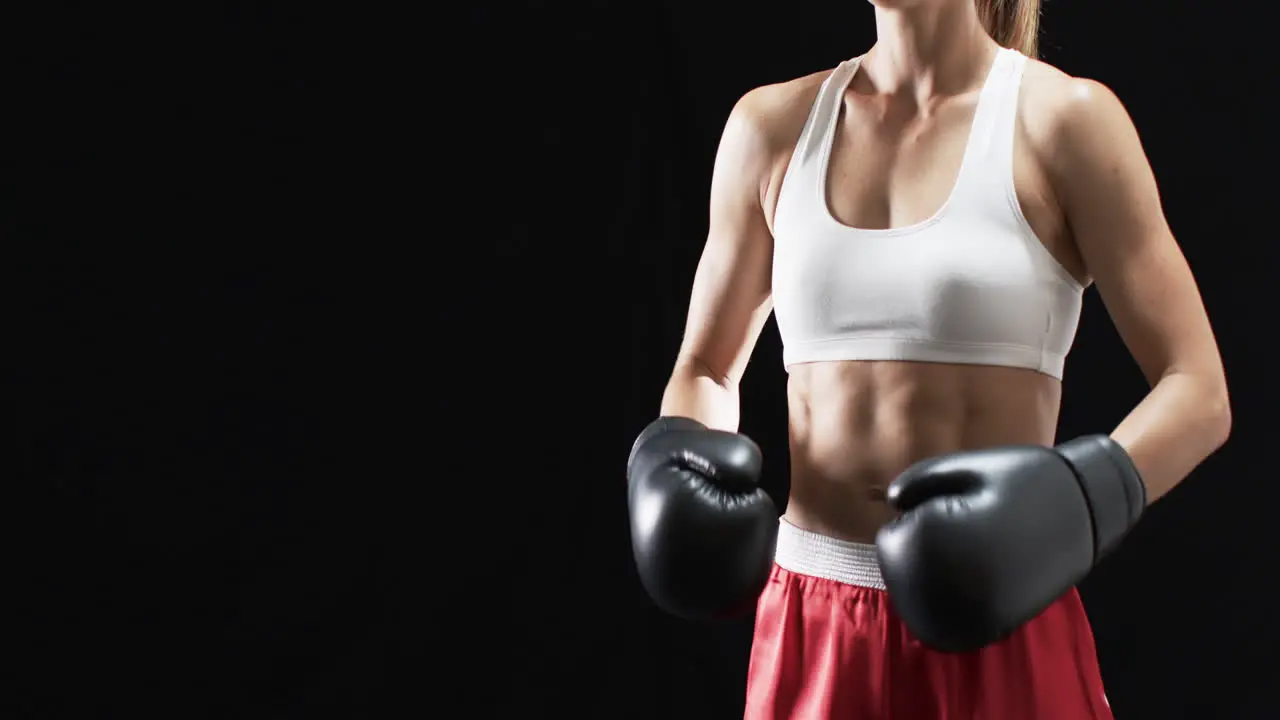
[975,0,1041,58]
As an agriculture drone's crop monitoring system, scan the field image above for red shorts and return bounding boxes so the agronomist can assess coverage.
[744,520,1114,719]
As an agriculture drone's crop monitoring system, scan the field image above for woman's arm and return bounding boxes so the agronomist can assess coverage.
[659,87,788,431]
[1047,78,1231,503]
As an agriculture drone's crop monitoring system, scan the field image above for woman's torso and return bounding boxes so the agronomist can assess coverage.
[761,47,1087,543]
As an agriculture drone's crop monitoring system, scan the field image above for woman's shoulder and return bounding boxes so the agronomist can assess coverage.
[1017,55,1145,199]
[1018,56,1128,155]
[728,67,838,153]
[1020,56,1121,127]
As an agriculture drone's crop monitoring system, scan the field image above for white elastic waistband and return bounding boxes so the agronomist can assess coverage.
[774,519,886,590]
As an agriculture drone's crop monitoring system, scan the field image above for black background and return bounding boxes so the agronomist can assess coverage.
[13,2,1278,718]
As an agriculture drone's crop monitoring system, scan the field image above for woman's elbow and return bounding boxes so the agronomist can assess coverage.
[1207,380,1233,451]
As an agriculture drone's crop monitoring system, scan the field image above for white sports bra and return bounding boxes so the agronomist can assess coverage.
[771,48,1084,380]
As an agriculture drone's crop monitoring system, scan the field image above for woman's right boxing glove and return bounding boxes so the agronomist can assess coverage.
[625,416,778,620]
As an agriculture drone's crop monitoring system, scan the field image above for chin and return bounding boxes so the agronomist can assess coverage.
[867,0,938,9]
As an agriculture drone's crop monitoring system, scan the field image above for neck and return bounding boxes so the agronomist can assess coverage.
[864,2,998,100]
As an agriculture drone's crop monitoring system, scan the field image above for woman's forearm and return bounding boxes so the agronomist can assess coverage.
[660,359,743,432]
[1110,370,1232,503]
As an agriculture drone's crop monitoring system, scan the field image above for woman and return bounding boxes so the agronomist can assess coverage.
[624,0,1231,717]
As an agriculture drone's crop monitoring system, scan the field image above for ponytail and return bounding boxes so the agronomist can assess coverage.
[975,0,1041,58]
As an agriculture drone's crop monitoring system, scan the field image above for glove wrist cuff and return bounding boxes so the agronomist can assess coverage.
[1056,434,1147,563]
[627,416,707,474]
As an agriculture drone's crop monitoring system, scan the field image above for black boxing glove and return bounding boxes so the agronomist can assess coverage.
[875,435,1146,653]
[626,417,778,620]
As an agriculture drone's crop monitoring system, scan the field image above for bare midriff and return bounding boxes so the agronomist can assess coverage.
[783,360,1062,543]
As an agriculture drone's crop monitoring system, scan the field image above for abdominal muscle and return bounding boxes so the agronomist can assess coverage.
[782,359,1062,543]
